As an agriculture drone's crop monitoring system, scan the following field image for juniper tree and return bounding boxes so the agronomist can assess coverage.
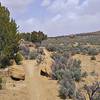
[0,3,20,67]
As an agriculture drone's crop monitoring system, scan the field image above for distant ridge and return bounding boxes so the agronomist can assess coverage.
[75,31,100,36]
[49,31,100,38]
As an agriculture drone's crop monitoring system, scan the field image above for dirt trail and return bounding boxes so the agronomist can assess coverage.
[23,49,60,100]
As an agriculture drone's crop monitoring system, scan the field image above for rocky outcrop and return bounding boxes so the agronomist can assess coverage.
[9,65,25,80]
[39,48,54,77]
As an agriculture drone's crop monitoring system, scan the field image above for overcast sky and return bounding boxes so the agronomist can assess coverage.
[1,0,100,36]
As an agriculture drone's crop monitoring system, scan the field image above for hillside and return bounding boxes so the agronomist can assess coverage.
[0,40,100,100]
[42,31,100,46]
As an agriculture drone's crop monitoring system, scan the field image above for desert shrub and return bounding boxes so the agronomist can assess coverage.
[88,48,98,56]
[52,53,70,64]
[51,53,61,60]
[59,76,76,99]
[29,51,38,60]
[84,82,100,100]
[51,53,69,80]
[52,64,65,80]
[14,52,23,65]
[51,51,82,99]
[54,69,64,81]
[71,67,81,81]
[76,90,86,100]
[52,53,82,82]
[74,46,100,56]
[46,44,66,53]
[81,47,89,55]
[52,53,82,99]
[66,59,81,82]
[91,56,96,60]
[46,45,57,52]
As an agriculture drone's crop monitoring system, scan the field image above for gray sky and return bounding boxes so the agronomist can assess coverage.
[1,0,100,36]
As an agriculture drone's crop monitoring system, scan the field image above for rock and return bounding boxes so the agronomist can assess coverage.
[40,70,49,77]
[39,48,54,77]
[9,65,25,80]
[40,60,53,77]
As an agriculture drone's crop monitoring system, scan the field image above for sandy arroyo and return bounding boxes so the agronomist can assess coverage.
[0,60,60,100]
[23,60,60,100]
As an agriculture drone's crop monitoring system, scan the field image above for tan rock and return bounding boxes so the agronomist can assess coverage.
[39,48,54,77]
[9,65,25,80]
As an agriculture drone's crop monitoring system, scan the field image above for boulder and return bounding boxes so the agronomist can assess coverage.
[40,59,54,77]
[9,65,25,80]
[39,48,54,77]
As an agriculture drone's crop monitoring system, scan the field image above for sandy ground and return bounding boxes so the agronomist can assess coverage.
[73,54,100,100]
[23,60,60,100]
[23,48,61,100]
[73,54,100,82]
[0,78,28,100]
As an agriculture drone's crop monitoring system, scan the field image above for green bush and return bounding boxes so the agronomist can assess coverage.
[15,52,23,65]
